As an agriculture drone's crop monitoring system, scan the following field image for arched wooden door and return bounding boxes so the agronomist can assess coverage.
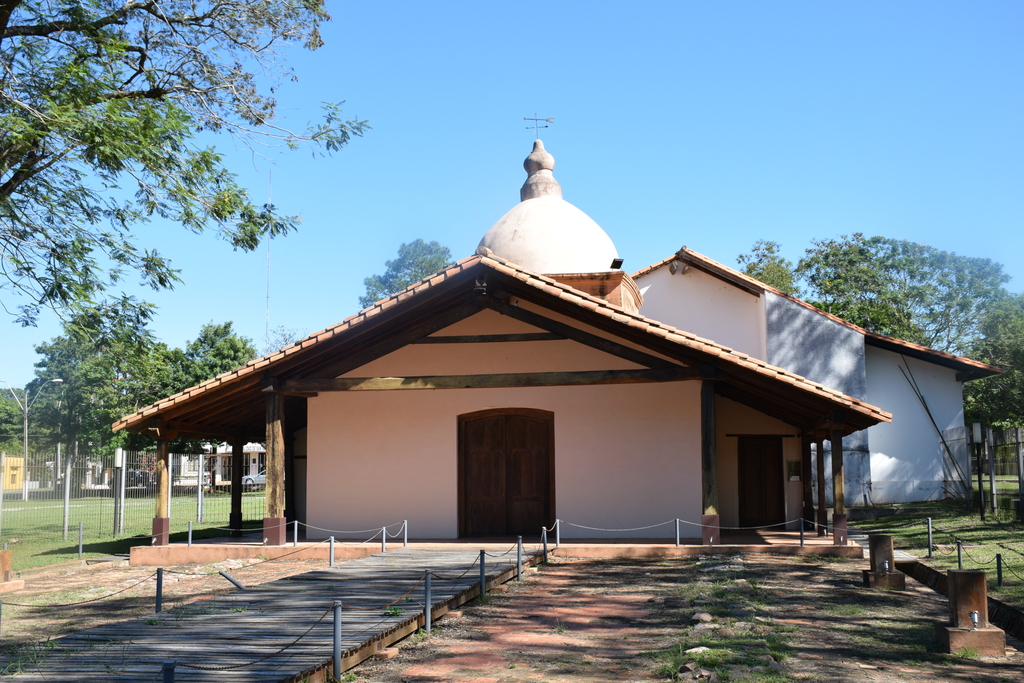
[458,408,555,537]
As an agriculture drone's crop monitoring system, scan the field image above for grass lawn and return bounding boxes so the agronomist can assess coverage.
[853,500,1024,611]
[0,490,266,572]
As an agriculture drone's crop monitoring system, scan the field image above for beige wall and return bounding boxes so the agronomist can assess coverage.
[306,309,703,539]
[716,397,802,529]
[306,382,701,539]
[636,266,767,360]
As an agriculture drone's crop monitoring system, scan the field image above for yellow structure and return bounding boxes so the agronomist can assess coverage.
[0,456,24,491]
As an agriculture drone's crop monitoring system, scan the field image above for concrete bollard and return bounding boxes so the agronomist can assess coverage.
[935,570,1005,655]
[862,534,905,589]
[831,513,847,546]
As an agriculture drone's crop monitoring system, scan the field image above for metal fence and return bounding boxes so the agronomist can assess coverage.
[0,448,265,546]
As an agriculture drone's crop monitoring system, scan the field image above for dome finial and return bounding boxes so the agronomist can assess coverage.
[520,139,562,201]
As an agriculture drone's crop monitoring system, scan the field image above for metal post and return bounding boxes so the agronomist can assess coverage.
[162,660,175,683]
[112,464,121,538]
[332,600,343,680]
[117,451,127,535]
[975,424,986,521]
[424,570,432,634]
[293,519,298,548]
[957,540,964,570]
[0,598,3,636]
[1016,427,1024,522]
[799,517,805,547]
[555,518,560,547]
[197,452,205,524]
[218,570,246,590]
[156,567,163,613]
[62,455,71,541]
[78,520,83,559]
[403,520,408,547]
[187,521,193,547]
[927,517,933,559]
[997,553,1003,587]
[542,527,548,563]
[517,536,523,581]
[381,526,386,553]
[675,518,681,547]
[479,549,486,598]
[986,429,996,514]
[330,536,335,568]
[0,452,5,538]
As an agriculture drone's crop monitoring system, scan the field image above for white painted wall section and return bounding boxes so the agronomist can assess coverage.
[865,346,965,503]
[636,266,767,360]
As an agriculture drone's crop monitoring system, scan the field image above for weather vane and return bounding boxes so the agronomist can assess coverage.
[524,113,553,139]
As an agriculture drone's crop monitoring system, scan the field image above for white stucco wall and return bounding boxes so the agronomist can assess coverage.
[304,309,702,539]
[305,383,701,539]
[865,345,965,503]
[635,266,767,360]
[716,397,802,530]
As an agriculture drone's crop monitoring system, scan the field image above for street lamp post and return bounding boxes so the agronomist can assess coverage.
[1,379,63,504]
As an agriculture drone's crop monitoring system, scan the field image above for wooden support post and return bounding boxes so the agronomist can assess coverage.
[830,421,846,516]
[229,438,244,537]
[815,436,827,536]
[264,392,287,546]
[153,438,170,546]
[700,370,719,545]
[862,534,905,589]
[801,435,814,527]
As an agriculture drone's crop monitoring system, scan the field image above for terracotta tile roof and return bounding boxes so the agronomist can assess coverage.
[631,247,1001,380]
[113,253,891,434]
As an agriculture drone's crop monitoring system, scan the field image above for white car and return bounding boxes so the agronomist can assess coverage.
[242,471,266,488]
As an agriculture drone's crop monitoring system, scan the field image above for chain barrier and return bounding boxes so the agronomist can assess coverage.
[959,545,998,565]
[2,572,158,608]
[178,605,334,671]
[560,516,807,532]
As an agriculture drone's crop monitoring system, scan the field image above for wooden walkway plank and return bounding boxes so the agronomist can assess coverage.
[1,546,538,681]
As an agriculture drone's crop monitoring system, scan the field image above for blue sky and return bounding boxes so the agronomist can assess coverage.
[3,1,1022,389]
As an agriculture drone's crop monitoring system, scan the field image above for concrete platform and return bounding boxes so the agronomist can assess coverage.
[130,529,862,565]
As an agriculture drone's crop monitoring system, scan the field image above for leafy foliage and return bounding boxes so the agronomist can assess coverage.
[965,293,1024,428]
[735,239,800,295]
[1,0,366,331]
[737,234,1010,354]
[28,319,257,455]
[359,239,454,308]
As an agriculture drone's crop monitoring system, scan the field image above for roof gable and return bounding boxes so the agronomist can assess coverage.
[114,255,891,441]
[633,247,1000,381]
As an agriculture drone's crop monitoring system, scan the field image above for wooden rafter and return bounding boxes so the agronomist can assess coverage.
[274,367,702,393]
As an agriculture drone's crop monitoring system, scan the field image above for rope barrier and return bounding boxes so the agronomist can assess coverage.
[483,541,520,558]
[563,520,674,532]
[162,538,332,576]
[430,555,481,581]
[341,573,427,611]
[301,520,406,535]
[2,572,157,608]
[959,545,998,566]
[178,605,333,671]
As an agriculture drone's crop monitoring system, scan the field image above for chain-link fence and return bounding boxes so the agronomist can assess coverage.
[0,448,265,546]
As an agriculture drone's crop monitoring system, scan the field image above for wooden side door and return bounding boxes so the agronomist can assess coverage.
[737,436,785,527]
[459,409,554,537]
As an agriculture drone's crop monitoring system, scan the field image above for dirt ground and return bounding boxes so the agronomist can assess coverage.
[4,553,1024,682]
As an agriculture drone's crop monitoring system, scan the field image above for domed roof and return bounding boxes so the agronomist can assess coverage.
[477,140,619,275]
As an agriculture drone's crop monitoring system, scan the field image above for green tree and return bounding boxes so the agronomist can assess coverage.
[167,321,258,390]
[736,239,800,295]
[965,293,1024,428]
[360,240,454,308]
[1,0,366,332]
[795,234,1008,353]
[31,319,257,456]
